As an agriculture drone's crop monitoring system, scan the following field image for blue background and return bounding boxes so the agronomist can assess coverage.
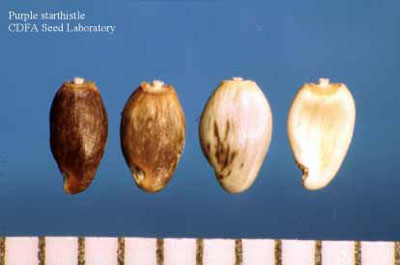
[0,0,399,240]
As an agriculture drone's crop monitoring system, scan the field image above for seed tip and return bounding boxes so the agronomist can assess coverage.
[73,77,85,85]
[318,78,330,87]
[152,80,164,88]
[141,80,168,93]
[232,77,243,81]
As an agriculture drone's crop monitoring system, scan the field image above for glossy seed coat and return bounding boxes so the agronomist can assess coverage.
[50,77,108,194]
[199,77,273,193]
[120,81,186,193]
[287,78,356,190]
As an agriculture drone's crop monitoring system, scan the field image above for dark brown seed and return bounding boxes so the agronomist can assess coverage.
[120,80,185,193]
[50,77,108,194]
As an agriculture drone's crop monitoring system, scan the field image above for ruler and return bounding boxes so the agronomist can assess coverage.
[0,237,398,265]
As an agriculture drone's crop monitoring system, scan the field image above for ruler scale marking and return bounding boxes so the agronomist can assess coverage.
[0,237,4,265]
[157,238,164,265]
[354,241,361,265]
[78,237,85,265]
[235,239,243,265]
[0,237,398,264]
[315,240,322,265]
[118,237,125,265]
[38,236,45,265]
[275,239,282,265]
[196,238,203,265]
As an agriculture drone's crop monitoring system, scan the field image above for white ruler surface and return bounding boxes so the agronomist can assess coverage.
[0,237,399,265]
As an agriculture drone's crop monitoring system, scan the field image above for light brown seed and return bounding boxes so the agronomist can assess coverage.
[120,80,186,192]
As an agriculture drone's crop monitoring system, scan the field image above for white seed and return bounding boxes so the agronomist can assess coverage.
[287,78,356,190]
[199,77,273,193]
